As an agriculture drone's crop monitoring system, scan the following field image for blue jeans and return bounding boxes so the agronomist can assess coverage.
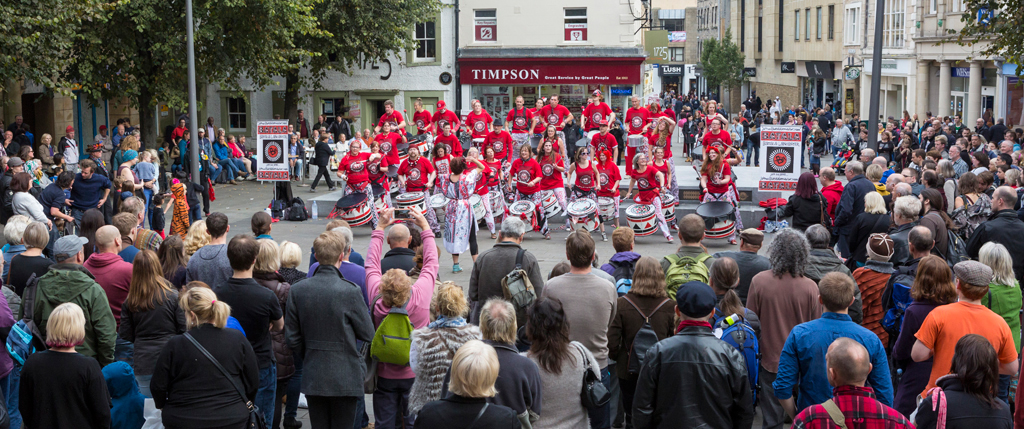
[229,158,247,176]
[257,366,277,424]
[142,188,154,229]
[374,377,414,429]
[998,374,1011,404]
[136,374,153,398]
[189,205,203,223]
[285,352,303,419]
[219,159,239,180]
[744,139,756,166]
[115,335,134,366]
[355,396,370,429]
[587,365,613,429]
[208,162,223,183]
[809,153,821,167]
[3,367,21,429]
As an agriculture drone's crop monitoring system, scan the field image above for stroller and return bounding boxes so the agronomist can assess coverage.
[831,145,854,175]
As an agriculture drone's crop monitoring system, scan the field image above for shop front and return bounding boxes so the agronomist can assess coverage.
[459,50,645,121]
[659,64,684,95]
[798,61,842,111]
[927,62,998,122]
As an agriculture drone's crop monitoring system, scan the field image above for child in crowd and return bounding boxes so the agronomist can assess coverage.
[134,149,159,228]
[119,181,135,202]
[151,193,167,238]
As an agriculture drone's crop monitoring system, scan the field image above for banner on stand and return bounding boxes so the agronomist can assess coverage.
[758,125,803,191]
[257,120,290,181]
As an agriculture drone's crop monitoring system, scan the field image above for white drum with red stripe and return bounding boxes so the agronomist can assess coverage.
[508,200,538,231]
[539,190,561,218]
[597,197,616,220]
[429,193,448,221]
[625,204,659,236]
[335,193,373,227]
[567,199,600,232]
[488,190,506,220]
[395,192,428,215]
[661,192,678,224]
[470,194,486,221]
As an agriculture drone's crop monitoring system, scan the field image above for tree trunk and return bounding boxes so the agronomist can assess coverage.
[138,89,159,150]
[284,69,300,125]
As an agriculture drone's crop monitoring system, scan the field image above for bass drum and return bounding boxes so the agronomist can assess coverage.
[695,201,737,239]
[625,204,658,236]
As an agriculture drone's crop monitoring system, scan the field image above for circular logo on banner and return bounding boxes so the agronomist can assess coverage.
[771,148,793,172]
[265,141,283,162]
[409,168,421,181]
[493,140,503,152]
[547,114,559,125]
[350,161,366,173]
[515,117,527,128]
[631,116,643,129]
[542,164,554,176]
[517,170,531,183]
[473,121,486,133]
[638,178,650,188]
[591,112,602,123]
[599,172,609,186]
[415,119,425,129]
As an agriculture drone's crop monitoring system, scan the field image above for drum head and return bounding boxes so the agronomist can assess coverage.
[429,194,447,208]
[625,204,656,217]
[336,193,367,209]
[567,199,597,216]
[469,194,482,204]
[509,200,536,215]
[370,183,386,196]
[598,197,614,206]
[696,201,734,218]
[397,191,426,203]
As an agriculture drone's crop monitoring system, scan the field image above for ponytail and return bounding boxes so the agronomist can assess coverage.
[710,257,745,319]
[180,287,231,329]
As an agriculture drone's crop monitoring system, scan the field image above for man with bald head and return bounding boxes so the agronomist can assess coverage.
[791,337,912,428]
[967,186,1024,283]
[84,224,135,363]
[380,223,416,274]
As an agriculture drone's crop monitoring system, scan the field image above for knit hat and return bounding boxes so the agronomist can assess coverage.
[866,233,895,262]
[953,261,994,287]
[123,149,138,162]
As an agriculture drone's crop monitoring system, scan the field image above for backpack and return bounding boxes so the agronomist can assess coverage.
[285,197,309,221]
[269,199,286,220]
[7,273,45,366]
[944,228,969,266]
[501,249,537,313]
[623,296,670,375]
[664,253,712,300]
[712,310,761,406]
[369,295,414,366]
[609,259,637,296]
[950,193,992,239]
[881,266,916,337]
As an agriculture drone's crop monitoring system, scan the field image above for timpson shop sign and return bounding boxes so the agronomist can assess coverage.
[459,57,644,85]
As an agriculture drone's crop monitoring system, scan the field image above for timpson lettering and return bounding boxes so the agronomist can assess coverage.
[471,69,541,80]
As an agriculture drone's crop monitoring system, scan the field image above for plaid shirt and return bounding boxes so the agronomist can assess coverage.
[792,386,914,429]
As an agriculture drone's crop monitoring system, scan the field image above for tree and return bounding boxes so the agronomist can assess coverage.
[68,0,322,145]
[0,0,102,98]
[699,30,746,96]
[956,2,1023,76]
[280,0,444,125]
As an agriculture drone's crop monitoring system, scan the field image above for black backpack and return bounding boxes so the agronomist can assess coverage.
[609,259,636,296]
[285,197,309,221]
[270,199,286,220]
[623,296,671,375]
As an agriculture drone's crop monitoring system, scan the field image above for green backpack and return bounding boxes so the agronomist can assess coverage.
[370,295,414,366]
[664,253,712,300]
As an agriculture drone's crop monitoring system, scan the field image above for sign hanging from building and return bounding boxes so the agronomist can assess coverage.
[256,120,290,181]
[668,31,687,42]
[644,30,669,64]
[759,125,803,191]
[565,23,588,42]
[743,67,757,77]
[805,61,834,80]
[475,18,497,42]
[781,62,796,73]
[660,65,683,76]
[459,57,644,84]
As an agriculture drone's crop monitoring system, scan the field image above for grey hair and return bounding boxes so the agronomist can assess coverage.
[3,215,31,244]
[894,195,922,221]
[893,182,913,198]
[980,242,1016,287]
[500,216,527,239]
[937,160,956,179]
[846,161,865,176]
[768,229,809,278]
[331,226,354,254]
[479,298,517,344]
[805,224,831,249]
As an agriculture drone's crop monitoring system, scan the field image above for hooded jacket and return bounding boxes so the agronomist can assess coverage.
[253,270,295,380]
[84,251,133,327]
[600,251,642,278]
[33,263,117,366]
[103,361,145,429]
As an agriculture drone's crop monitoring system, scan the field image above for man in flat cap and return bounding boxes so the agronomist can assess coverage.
[632,281,754,429]
[912,260,1019,400]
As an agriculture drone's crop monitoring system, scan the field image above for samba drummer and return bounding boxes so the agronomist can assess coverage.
[589,120,618,168]
[335,139,382,227]
[647,116,678,194]
[373,100,407,137]
[511,144,550,239]
[465,101,493,148]
[439,155,487,274]
[366,141,392,207]
[529,98,546,150]
[537,138,571,231]
[595,149,622,234]
[484,120,513,164]
[651,146,674,222]
[700,146,743,244]
[398,145,439,233]
[538,95,573,142]
[623,153,673,242]
[539,125,569,171]
[566,147,604,241]
[411,98,434,137]
[431,100,461,136]
[479,146,504,238]
[433,122,463,157]
[432,144,452,189]
[373,122,403,177]
[581,90,615,142]
[701,118,743,167]
[624,96,651,177]
[504,95,535,157]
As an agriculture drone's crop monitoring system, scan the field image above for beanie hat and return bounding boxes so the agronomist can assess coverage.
[866,233,895,262]
[123,149,139,162]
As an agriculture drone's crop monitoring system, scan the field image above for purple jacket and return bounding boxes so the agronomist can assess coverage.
[892,299,944,416]
[0,292,12,378]
[600,251,642,277]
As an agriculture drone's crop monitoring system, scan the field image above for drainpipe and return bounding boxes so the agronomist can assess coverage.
[454,0,462,112]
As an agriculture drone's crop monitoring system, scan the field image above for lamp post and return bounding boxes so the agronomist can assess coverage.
[186,0,200,184]
[866,0,884,151]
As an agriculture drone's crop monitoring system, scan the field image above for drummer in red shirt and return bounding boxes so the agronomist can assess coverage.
[374,122,403,176]
[431,100,461,134]
[647,116,677,194]
[581,90,615,138]
[537,138,569,231]
[505,95,534,157]
[484,121,514,163]
[566,147,604,240]
[700,145,744,244]
[589,120,618,166]
[398,145,439,233]
[411,98,433,136]
[477,145,504,238]
[465,100,493,144]
[335,139,382,227]
[624,97,651,176]
[510,143,550,238]
[433,122,463,157]
[701,118,742,166]
[595,149,622,233]
[529,98,546,149]
[374,99,406,134]
[432,144,453,189]
[539,95,574,138]
[623,153,673,242]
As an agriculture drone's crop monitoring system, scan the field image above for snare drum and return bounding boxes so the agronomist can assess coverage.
[539,190,561,218]
[488,190,506,219]
[412,134,433,154]
[660,193,678,224]
[627,134,647,148]
[695,201,737,239]
[508,200,539,231]
[625,204,659,236]
[469,194,486,221]
[429,193,448,220]
[472,137,486,148]
[597,197,616,220]
[395,192,428,215]
[334,193,373,227]
[567,199,600,232]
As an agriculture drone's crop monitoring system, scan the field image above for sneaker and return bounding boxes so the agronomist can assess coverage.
[453,264,462,273]
[229,180,238,185]
[309,188,316,193]
[328,187,337,191]
[602,233,608,242]
[283,416,303,429]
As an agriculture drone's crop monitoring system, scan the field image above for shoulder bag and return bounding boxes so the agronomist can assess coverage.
[573,343,610,411]
[821,399,848,429]
[185,333,267,429]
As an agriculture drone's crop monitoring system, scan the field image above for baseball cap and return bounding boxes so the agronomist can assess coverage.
[599,119,609,126]
[98,125,107,131]
[54,235,89,260]
[436,100,446,108]
[7,157,24,167]
[675,281,717,318]
[953,260,994,287]
[66,125,74,132]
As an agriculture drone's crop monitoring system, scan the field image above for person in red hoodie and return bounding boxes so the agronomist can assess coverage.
[83,225,135,362]
[819,167,845,223]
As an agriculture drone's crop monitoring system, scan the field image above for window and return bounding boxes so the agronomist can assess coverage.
[662,18,683,31]
[795,10,800,40]
[670,47,685,61]
[414,22,435,62]
[816,7,822,39]
[778,0,784,51]
[805,8,810,40]
[228,97,247,132]
[740,0,746,51]
[844,4,861,45]
[564,8,587,42]
[758,0,764,52]
[474,9,497,42]
[828,5,835,40]
[883,0,905,47]
[929,0,936,13]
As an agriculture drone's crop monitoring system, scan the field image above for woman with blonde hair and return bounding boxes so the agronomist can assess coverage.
[251,239,298,429]
[21,302,111,428]
[120,250,186,396]
[978,242,1022,401]
[413,340,521,428]
[608,256,676,427]
[152,287,259,429]
[183,219,209,257]
[847,192,891,267]
[36,133,55,172]
[278,241,307,285]
[409,282,482,415]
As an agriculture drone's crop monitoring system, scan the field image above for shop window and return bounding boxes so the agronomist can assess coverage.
[414,22,436,62]
[670,47,685,62]
[564,8,587,42]
[828,5,835,40]
[845,4,860,45]
[662,18,683,31]
[778,0,784,51]
[883,0,904,48]
[228,97,247,132]
[474,9,497,43]
[758,0,763,52]
[805,8,810,40]
[740,0,746,51]
[795,10,800,40]
[816,7,822,39]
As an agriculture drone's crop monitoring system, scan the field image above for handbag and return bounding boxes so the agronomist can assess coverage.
[362,341,378,394]
[185,333,267,429]
[818,193,833,228]
[573,343,610,411]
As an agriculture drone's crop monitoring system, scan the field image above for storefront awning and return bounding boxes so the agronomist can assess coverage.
[459,56,645,85]
[804,61,835,80]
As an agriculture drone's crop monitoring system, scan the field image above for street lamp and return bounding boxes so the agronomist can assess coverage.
[186,0,200,184]
[866,0,884,151]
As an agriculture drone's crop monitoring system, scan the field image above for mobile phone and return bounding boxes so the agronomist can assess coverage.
[395,209,411,220]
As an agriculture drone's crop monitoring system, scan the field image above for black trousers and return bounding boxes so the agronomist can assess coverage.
[311,164,334,190]
[307,395,358,429]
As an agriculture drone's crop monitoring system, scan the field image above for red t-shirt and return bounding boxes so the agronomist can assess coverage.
[478,159,502,195]
[505,108,534,134]
[529,108,545,134]
[704,162,732,194]
[512,158,542,194]
[540,137,561,157]
[574,162,599,191]
[626,107,650,135]
[702,130,733,155]
[597,162,622,197]
[374,132,402,166]
[367,153,389,190]
[431,109,461,133]
[590,132,617,155]
[631,166,662,204]
[581,102,613,131]
[538,157,564,191]
[433,154,452,187]
[651,160,671,187]
[433,133,463,157]
[484,130,514,160]
[340,152,372,187]
[465,111,494,138]
[412,110,433,134]
[377,111,405,129]
[539,105,572,131]
[398,156,434,192]
[648,131,673,158]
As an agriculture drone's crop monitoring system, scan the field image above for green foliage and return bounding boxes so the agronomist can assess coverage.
[699,30,746,92]
[0,0,103,96]
[956,2,1022,76]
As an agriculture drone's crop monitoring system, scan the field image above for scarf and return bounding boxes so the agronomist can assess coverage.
[676,320,712,333]
[428,315,467,330]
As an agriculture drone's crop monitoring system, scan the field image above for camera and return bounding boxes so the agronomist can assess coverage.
[395,209,412,220]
